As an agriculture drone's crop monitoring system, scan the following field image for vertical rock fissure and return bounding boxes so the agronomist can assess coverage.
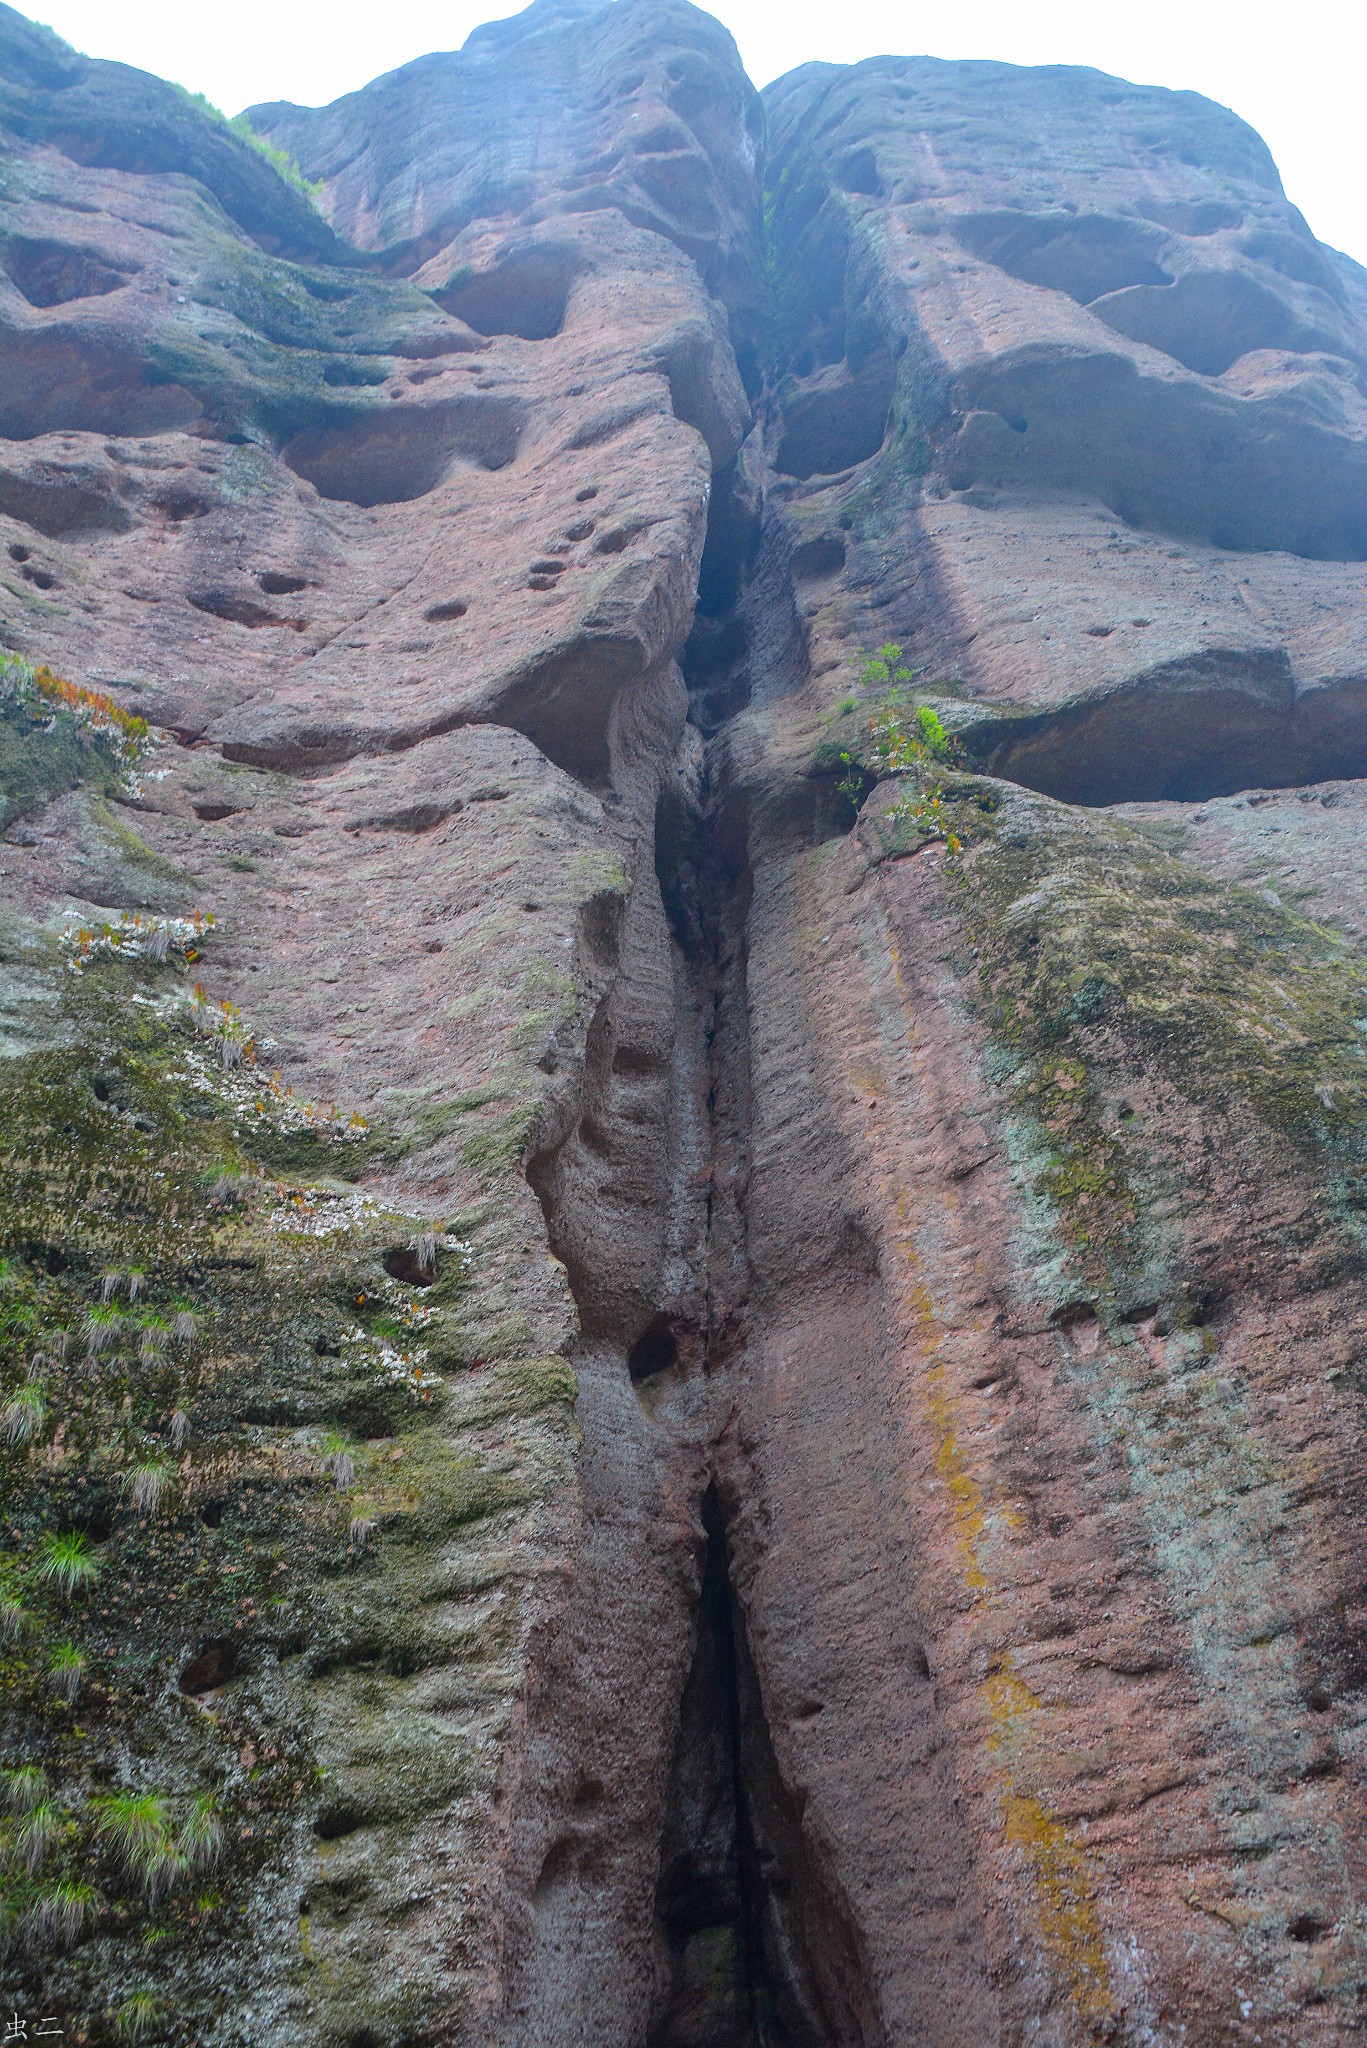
[644,469,876,2046]
[648,1488,835,2048]
[510,417,878,2038]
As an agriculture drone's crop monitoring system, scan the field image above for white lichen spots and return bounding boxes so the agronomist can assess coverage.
[61,908,213,975]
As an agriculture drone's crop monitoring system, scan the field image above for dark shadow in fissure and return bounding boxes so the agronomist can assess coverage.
[648,1488,878,2048]
[682,462,762,736]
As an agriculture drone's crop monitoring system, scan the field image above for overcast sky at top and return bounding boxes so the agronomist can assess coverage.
[23,0,1367,268]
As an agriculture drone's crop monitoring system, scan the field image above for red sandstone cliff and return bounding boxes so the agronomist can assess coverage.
[1,4,1366,2043]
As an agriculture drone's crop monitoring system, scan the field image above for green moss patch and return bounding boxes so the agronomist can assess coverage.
[0,921,569,2038]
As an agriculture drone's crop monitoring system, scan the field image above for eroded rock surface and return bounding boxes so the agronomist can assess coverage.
[2,3,1366,2045]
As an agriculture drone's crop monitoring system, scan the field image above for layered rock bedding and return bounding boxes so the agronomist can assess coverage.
[1,1,1365,2042]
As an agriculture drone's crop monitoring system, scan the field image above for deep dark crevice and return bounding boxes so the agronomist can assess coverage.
[519,309,872,2031]
[629,1313,682,1384]
[648,1488,879,2048]
[682,463,763,735]
[644,479,876,2043]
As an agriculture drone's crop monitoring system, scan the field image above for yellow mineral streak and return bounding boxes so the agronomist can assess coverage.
[874,923,1116,2028]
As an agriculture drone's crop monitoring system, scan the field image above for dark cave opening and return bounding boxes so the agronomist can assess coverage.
[648,1489,844,2048]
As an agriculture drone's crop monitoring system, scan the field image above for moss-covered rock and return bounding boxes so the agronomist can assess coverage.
[0,919,576,2042]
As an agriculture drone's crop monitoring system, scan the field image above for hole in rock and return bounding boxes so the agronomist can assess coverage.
[258,571,308,596]
[836,147,882,196]
[1287,1913,1330,1944]
[281,395,522,506]
[156,487,215,522]
[947,351,1367,560]
[321,358,388,388]
[951,211,1174,304]
[8,543,29,561]
[628,1315,680,1384]
[648,1488,879,2048]
[1142,199,1242,238]
[1238,229,1343,297]
[23,1242,67,1278]
[634,120,692,156]
[314,1798,363,1842]
[72,1503,113,1543]
[21,564,55,589]
[579,886,625,969]
[575,484,599,501]
[192,802,240,822]
[774,351,896,480]
[383,1244,439,1287]
[0,471,133,538]
[347,800,456,835]
[188,589,285,628]
[975,667,1367,805]
[2,235,134,307]
[1090,267,1347,378]
[0,331,200,439]
[611,1043,664,1078]
[424,599,467,621]
[435,244,582,341]
[790,536,846,582]
[488,633,641,789]
[179,1637,238,1696]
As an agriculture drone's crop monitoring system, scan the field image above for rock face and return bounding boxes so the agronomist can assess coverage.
[1,4,1366,2045]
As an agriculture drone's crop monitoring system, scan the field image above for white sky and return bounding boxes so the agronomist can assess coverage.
[23,0,1367,269]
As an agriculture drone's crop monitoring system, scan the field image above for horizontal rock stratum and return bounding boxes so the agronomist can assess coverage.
[1,2,1366,2042]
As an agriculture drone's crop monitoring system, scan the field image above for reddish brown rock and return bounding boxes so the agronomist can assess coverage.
[2,3,1367,2045]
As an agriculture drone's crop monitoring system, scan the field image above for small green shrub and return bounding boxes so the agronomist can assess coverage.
[17,1795,62,1871]
[179,1792,224,1874]
[39,1530,99,1596]
[123,1459,175,1515]
[49,1641,87,1701]
[2,1764,47,1813]
[25,1878,98,1945]
[114,1992,164,2043]
[2,1379,47,1444]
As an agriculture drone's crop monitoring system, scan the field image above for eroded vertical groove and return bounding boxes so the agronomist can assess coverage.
[508,347,880,2044]
[650,1488,826,2048]
[642,463,882,2046]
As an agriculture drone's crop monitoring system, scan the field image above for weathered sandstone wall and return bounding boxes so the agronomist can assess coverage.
[1,4,1365,2045]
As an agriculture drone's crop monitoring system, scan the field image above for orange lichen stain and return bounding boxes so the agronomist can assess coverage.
[894,1223,1114,2026]
[983,1656,1042,1754]
[1004,1794,1115,2027]
[924,1363,989,1589]
[905,1268,992,1588]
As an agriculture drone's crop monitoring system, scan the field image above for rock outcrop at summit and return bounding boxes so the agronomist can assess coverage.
[2,3,1367,2045]
[762,55,1367,800]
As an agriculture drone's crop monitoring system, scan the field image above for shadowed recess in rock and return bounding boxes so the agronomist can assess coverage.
[649,1489,881,2048]
[280,392,523,504]
[681,462,760,733]
[973,663,1367,804]
[950,210,1174,304]
[1,232,136,306]
[435,243,583,339]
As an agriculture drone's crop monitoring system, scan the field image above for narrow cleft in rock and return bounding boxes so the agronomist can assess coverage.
[650,1489,878,2048]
